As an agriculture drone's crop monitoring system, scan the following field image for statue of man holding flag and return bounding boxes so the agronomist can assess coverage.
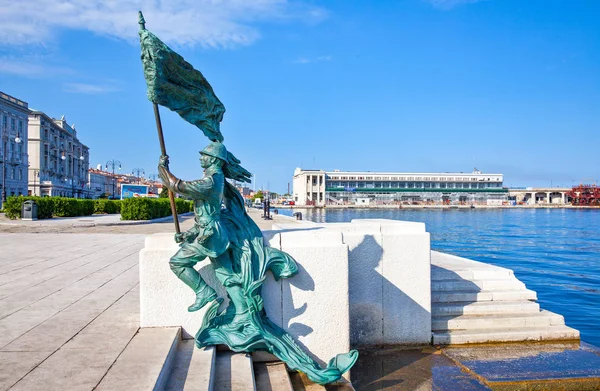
[157,142,231,312]
[139,12,357,385]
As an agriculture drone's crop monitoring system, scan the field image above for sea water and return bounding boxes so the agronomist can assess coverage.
[277,208,600,346]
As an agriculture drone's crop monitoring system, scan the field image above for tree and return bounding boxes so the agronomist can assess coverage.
[252,190,264,201]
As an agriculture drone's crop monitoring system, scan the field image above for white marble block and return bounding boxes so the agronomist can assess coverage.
[273,219,432,347]
[139,229,352,370]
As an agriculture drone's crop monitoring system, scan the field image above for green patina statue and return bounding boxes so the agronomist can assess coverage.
[140,12,357,384]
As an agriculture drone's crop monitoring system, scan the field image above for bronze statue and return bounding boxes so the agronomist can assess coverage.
[141,12,357,384]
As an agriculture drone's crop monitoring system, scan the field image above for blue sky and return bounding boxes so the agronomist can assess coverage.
[1,0,599,192]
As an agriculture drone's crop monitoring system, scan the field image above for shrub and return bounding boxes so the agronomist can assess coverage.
[120,197,192,220]
[4,196,54,219]
[2,196,95,219]
[94,199,121,214]
[52,198,95,217]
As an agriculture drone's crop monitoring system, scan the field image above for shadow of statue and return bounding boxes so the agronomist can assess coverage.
[348,234,433,390]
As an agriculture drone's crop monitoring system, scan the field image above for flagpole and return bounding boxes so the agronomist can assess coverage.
[153,103,181,234]
[139,11,180,234]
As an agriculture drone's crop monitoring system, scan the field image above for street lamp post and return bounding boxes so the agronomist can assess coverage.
[132,168,145,184]
[106,159,121,198]
[60,152,66,197]
[1,124,22,204]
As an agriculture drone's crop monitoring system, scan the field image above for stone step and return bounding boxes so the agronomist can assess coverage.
[431,268,514,282]
[433,310,565,331]
[432,289,537,303]
[433,325,580,345]
[214,351,256,391]
[288,371,355,390]
[432,278,526,292]
[432,300,540,317]
[96,327,181,391]
[254,362,293,391]
[166,339,215,391]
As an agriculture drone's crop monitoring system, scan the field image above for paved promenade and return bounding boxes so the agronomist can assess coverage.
[3,210,596,390]
[0,209,292,390]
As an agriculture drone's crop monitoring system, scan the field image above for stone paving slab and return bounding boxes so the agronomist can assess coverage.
[0,233,145,390]
[95,327,181,391]
[8,286,140,391]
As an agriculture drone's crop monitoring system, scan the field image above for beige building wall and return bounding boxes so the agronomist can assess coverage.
[292,168,326,206]
[28,112,90,198]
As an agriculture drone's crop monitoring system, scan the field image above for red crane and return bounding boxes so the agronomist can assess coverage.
[567,184,600,206]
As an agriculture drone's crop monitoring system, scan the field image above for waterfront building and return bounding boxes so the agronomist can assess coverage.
[292,168,507,206]
[28,112,90,197]
[508,187,572,205]
[88,168,114,199]
[0,92,30,206]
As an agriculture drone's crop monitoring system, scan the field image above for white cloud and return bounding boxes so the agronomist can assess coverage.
[293,55,332,64]
[425,0,485,9]
[0,0,327,48]
[63,82,121,94]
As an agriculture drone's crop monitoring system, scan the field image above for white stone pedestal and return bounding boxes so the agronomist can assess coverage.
[273,219,431,347]
[139,218,431,369]
[139,229,351,369]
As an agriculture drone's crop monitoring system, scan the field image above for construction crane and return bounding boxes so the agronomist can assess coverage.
[567,180,600,206]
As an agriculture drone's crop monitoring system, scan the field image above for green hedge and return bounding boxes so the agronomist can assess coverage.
[94,199,121,214]
[3,196,122,220]
[53,198,95,217]
[120,198,192,220]
[3,196,55,219]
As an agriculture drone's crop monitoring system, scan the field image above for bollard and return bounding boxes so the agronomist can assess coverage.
[273,209,278,215]
[293,212,303,221]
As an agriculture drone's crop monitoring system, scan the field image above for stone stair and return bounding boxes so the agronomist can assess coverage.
[100,327,353,390]
[431,251,580,345]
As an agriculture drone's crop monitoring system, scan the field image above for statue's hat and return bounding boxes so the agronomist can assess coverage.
[200,141,228,161]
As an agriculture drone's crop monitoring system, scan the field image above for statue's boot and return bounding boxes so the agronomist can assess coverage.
[188,283,218,312]
[173,266,217,312]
